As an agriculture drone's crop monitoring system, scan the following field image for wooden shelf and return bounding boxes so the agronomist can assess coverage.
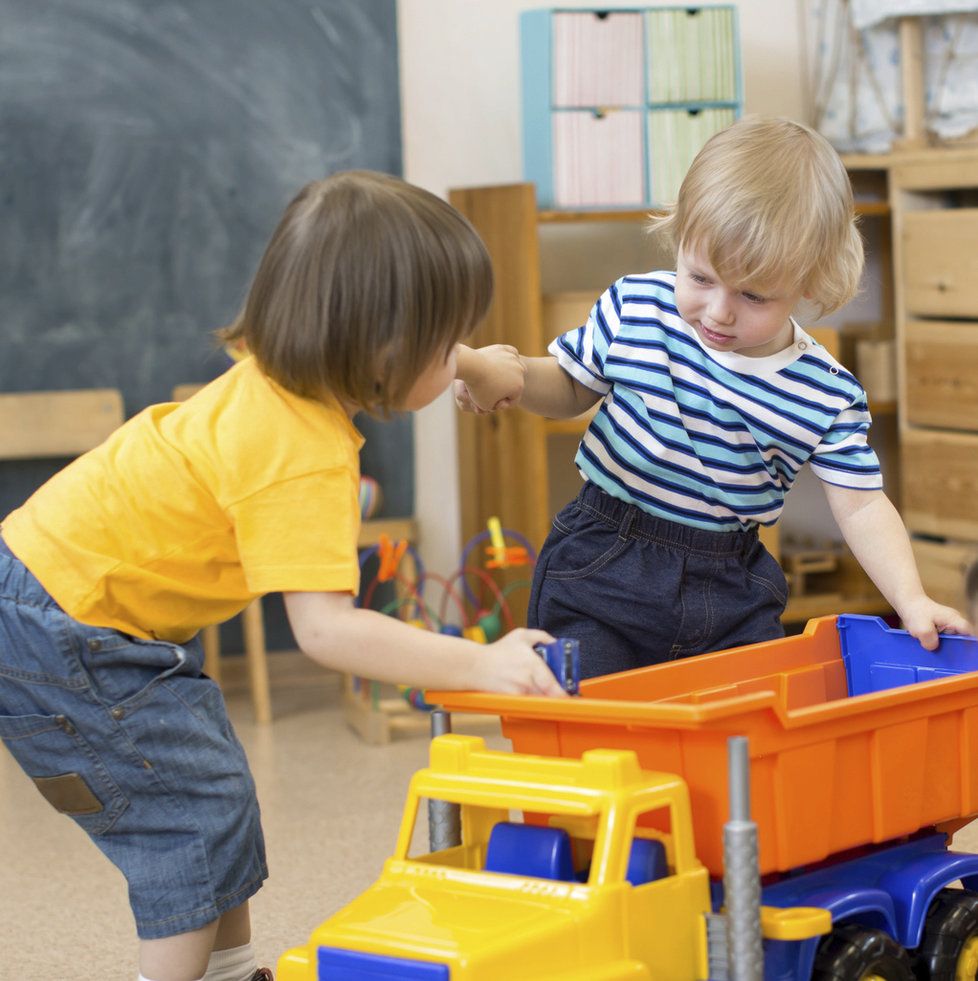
[358,517,416,548]
[534,201,888,222]
[344,678,500,745]
[782,595,891,624]
[842,146,978,171]
[538,208,662,224]
[840,152,894,170]
[854,201,890,217]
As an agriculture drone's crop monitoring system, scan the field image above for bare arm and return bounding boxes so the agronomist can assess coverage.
[824,484,972,648]
[518,356,603,418]
[455,344,601,419]
[283,590,567,696]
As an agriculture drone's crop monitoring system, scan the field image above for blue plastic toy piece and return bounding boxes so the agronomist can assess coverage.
[626,837,667,886]
[317,945,449,979]
[484,822,575,882]
[838,614,978,697]
[534,638,581,695]
[759,834,978,981]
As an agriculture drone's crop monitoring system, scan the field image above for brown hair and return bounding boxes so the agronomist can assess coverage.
[652,116,864,317]
[220,171,493,414]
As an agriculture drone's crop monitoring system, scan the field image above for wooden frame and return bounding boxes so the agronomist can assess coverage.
[0,389,123,459]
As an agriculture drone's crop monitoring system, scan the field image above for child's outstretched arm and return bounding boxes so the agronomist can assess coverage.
[283,590,568,696]
[824,484,973,649]
[455,344,600,419]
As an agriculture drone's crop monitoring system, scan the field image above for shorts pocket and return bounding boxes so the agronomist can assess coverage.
[80,634,190,709]
[0,712,128,835]
[542,506,630,582]
[746,546,789,606]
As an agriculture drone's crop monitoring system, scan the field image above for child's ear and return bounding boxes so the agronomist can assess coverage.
[372,347,394,392]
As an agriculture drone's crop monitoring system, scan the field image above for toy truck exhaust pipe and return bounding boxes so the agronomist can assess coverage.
[723,735,763,981]
[428,710,461,851]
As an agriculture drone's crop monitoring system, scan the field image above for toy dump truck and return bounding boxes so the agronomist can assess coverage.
[278,732,829,980]
[280,615,978,980]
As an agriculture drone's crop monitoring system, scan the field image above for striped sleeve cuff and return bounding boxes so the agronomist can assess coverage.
[548,336,611,394]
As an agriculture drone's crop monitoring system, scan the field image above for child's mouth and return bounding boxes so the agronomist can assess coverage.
[700,325,733,345]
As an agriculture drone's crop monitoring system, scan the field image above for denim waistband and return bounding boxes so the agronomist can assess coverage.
[0,530,58,608]
[576,482,759,557]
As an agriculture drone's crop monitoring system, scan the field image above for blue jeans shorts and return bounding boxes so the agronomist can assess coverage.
[0,535,267,939]
[528,482,788,679]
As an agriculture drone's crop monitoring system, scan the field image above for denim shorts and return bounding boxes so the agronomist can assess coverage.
[528,482,788,679]
[0,535,267,939]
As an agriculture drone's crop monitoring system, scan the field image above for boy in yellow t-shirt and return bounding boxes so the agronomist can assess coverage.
[0,172,565,981]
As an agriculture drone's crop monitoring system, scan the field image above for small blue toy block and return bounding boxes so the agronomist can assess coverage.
[534,637,581,694]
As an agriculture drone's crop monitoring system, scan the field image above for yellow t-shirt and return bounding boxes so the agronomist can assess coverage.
[2,358,364,643]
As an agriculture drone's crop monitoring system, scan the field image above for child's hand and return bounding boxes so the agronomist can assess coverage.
[455,343,526,412]
[475,628,569,697]
[900,596,974,651]
[453,379,489,415]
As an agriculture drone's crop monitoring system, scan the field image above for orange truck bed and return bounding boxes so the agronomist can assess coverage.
[433,616,978,877]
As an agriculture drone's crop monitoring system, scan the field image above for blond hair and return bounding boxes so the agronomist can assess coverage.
[220,171,492,414]
[653,116,863,316]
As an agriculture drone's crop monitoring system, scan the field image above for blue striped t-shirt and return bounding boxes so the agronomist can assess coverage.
[549,271,882,532]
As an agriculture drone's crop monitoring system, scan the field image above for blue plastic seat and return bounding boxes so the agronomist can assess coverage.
[626,837,668,886]
[484,822,575,881]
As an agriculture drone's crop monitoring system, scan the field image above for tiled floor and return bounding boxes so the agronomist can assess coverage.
[0,656,504,979]
[3,655,978,979]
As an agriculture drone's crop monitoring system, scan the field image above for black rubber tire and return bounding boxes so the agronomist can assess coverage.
[812,923,914,981]
[911,888,978,981]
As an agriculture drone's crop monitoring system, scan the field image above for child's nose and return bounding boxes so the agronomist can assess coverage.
[706,292,734,325]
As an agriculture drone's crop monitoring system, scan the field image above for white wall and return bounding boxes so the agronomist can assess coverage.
[397,1,808,572]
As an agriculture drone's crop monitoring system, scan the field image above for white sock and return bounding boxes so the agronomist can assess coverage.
[135,942,257,981]
[202,942,258,981]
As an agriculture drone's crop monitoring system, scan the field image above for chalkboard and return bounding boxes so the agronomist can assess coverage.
[0,0,412,521]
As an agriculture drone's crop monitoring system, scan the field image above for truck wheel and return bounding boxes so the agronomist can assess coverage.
[911,888,978,981]
[812,924,913,981]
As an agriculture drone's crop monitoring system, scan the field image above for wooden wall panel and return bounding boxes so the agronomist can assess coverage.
[901,210,978,318]
[911,538,977,612]
[450,184,551,566]
[901,428,978,540]
[905,320,978,430]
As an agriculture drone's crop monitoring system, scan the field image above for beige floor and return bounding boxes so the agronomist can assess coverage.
[0,655,505,979]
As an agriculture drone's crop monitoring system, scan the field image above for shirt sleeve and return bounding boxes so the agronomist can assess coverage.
[546,280,624,394]
[809,396,883,490]
[228,467,361,594]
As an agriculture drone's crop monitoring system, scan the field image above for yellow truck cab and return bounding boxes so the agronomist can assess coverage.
[278,735,825,981]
